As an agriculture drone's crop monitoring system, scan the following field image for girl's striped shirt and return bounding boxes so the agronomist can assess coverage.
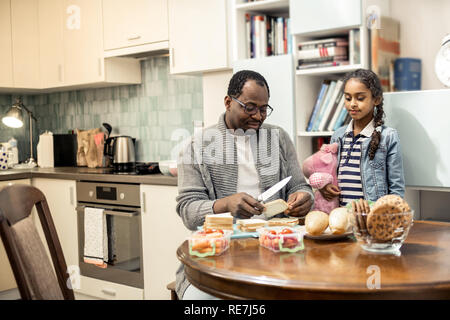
[338,120,374,206]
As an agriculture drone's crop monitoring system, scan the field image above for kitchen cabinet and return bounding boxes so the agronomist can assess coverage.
[289,0,362,35]
[0,0,13,88]
[39,0,64,88]
[11,0,40,89]
[168,0,230,74]
[62,0,141,87]
[1,0,141,92]
[102,0,169,57]
[31,178,78,269]
[0,179,31,294]
[140,184,191,299]
[75,275,143,300]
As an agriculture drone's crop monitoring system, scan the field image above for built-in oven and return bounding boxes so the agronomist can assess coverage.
[76,181,143,289]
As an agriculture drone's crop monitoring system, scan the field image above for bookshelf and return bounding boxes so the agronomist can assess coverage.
[293,22,370,162]
[231,0,296,140]
[231,0,290,61]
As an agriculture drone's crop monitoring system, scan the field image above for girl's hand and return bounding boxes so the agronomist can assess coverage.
[319,184,341,201]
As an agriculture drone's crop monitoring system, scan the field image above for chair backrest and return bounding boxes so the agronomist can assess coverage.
[0,184,75,300]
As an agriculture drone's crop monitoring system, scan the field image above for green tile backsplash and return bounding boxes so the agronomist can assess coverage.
[0,56,203,163]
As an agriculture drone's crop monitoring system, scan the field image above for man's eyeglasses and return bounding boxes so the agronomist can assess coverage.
[231,97,273,117]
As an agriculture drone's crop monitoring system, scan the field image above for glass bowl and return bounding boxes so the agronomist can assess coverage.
[349,210,414,254]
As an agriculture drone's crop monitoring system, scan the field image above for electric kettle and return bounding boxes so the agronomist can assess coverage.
[104,135,136,172]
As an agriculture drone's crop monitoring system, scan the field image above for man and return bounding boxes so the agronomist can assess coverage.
[175,70,313,299]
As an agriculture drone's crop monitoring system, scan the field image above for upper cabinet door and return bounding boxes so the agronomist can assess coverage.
[0,0,13,88]
[290,0,362,35]
[39,0,64,88]
[103,0,168,51]
[168,0,229,74]
[63,0,104,85]
[11,0,40,88]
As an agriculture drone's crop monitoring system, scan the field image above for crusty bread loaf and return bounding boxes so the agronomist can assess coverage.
[263,199,289,219]
[329,207,349,235]
[305,211,329,235]
[267,217,299,227]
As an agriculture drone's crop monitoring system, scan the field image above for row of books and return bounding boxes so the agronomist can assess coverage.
[245,14,292,59]
[305,79,351,132]
[296,29,360,70]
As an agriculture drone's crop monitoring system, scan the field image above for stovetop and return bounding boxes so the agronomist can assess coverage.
[77,162,160,175]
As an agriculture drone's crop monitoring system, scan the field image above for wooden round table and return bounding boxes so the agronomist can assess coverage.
[177,221,450,299]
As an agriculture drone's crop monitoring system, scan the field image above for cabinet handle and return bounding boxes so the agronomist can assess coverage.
[169,47,174,69]
[127,34,141,41]
[70,186,74,206]
[101,288,116,297]
[58,64,63,82]
[142,192,146,214]
[98,58,102,77]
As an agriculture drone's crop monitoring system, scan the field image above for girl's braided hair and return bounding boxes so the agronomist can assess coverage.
[227,70,270,98]
[342,69,385,160]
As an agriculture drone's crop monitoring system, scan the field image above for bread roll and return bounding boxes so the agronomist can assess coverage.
[305,211,329,235]
[329,207,349,235]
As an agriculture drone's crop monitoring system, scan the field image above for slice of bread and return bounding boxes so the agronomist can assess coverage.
[236,218,267,232]
[263,199,289,219]
[204,212,234,230]
[205,212,233,224]
[267,217,299,227]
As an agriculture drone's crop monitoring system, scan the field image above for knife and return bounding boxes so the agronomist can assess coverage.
[257,176,292,204]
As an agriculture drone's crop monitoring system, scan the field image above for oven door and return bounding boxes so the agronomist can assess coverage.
[76,204,144,289]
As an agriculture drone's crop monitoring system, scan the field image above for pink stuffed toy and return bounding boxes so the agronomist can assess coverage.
[302,143,339,214]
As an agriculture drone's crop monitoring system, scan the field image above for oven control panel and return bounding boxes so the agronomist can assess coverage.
[76,181,140,207]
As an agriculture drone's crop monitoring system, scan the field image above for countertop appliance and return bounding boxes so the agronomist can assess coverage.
[76,181,143,288]
[54,134,77,166]
[104,136,136,172]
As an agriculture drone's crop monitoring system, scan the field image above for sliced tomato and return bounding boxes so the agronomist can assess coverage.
[280,228,293,234]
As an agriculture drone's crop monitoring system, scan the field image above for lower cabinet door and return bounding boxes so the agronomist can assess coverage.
[75,276,143,300]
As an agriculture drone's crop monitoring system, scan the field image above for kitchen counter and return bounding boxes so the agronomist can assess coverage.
[0,167,177,185]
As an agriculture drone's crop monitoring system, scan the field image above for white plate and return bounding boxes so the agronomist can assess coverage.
[303,226,353,240]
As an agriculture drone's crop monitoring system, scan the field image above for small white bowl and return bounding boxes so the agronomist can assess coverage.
[159,160,177,177]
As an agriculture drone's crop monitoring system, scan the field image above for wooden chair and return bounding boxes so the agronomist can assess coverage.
[0,184,75,300]
[166,281,178,300]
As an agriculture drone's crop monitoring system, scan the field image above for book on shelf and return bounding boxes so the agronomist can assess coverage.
[326,94,345,131]
[297,36,350,70]
[312,80,336,131]
[333,107,350,131]
[297,61,349,70]
[322,90,344,131]
[298,55,348,64]
[349,28,361,65]
[306,81,330,132]
[297,46,348,60]
[245,14,291,59]
[370,16,400,92]
[317,80,343,131]
[298,37,348,50]
[312,136,331,153]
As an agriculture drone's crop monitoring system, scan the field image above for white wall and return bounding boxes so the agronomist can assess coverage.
[202,69,233,128]
[390,0,450,90]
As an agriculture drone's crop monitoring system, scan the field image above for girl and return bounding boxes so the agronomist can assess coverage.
[320,69,405,206]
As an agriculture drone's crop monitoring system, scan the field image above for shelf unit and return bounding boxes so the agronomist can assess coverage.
[232,0,290,61]
[294,24,370,163]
